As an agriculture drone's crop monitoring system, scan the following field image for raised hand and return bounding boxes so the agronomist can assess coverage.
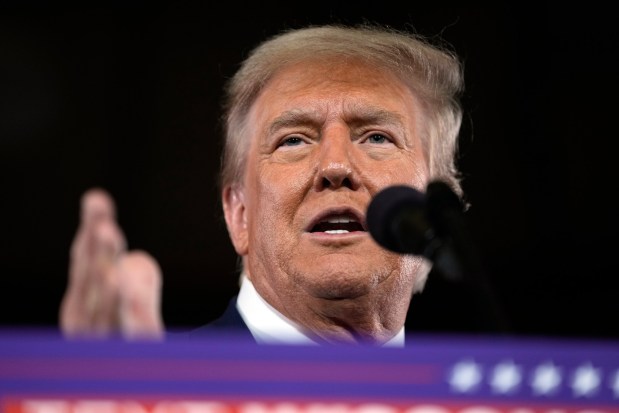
[59,188,164,340]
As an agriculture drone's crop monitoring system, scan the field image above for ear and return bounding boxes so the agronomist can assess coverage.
[222,184,249,256]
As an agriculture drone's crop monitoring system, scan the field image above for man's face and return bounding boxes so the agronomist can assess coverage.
[225,59,430,322]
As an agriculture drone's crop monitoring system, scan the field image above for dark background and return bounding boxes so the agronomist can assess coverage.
[1,3,617,339]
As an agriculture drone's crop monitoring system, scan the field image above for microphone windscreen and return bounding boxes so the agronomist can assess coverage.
[366,185,428,254]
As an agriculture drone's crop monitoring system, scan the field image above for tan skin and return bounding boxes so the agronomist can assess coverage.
[223,59,431,345]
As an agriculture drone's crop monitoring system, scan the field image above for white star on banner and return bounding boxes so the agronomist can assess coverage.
[571,362,601,397]
[530,361,562,395]
[490,359,522,394]
[611,369,619,398]
[448,359,482,393]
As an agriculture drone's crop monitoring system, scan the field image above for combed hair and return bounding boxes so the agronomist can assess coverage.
[220,23,465,197]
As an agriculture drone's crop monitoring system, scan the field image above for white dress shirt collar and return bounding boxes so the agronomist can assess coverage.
[236,274,405,347]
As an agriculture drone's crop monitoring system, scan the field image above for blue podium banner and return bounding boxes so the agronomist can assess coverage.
[1,329,618,412]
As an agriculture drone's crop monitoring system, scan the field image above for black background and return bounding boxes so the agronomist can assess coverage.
[1,3,617,339]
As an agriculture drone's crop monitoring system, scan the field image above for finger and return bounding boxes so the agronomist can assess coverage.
[69,188,126,292]
[61,188,126,337]
[70,188,125,274]
[61,255,120,338]
[86,261,121,338]
[81,187,117,226]
[81,190,126,332]
[92,218,126,270]
[117,251,165,340]
[81,188,126,261]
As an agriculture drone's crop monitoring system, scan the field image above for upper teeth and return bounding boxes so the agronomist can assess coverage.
[326,217,355,223]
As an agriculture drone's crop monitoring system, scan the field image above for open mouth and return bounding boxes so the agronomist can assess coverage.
[308,211,366,234]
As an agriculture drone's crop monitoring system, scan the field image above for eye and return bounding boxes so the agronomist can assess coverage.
[365,133,391,144]
[279,136,305,147]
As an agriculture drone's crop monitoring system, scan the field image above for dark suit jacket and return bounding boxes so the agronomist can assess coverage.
[187,295,256,342]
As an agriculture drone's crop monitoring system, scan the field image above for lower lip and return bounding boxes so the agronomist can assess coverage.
[304,230,368,243]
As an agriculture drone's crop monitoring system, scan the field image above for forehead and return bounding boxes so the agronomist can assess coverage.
[248,58,423,128]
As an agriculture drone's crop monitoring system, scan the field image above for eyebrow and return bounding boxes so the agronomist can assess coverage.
[344,105,406,131]
[267,105,406,135]
[267,109,324,136]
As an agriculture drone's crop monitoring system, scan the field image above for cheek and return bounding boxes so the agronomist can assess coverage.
[248,164,310,235]
[400,150,430,189]
[364,158,428,193]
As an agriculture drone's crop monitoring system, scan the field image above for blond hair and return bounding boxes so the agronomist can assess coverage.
[220,23,465,197]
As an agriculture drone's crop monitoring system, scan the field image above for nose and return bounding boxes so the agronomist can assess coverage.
[313,127,361,191]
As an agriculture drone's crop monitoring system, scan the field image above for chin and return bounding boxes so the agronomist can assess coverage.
[291,261,391,300]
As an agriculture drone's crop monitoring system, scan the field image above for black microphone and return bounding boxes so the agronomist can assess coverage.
[366,181,468,280]
[367,181,512,332]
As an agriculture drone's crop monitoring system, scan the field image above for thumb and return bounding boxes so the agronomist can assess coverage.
[117,250,165,340]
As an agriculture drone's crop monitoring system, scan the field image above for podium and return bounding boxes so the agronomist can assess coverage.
[1,329,618,412]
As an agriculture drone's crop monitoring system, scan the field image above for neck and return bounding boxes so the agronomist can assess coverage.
[248,272,411,346]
